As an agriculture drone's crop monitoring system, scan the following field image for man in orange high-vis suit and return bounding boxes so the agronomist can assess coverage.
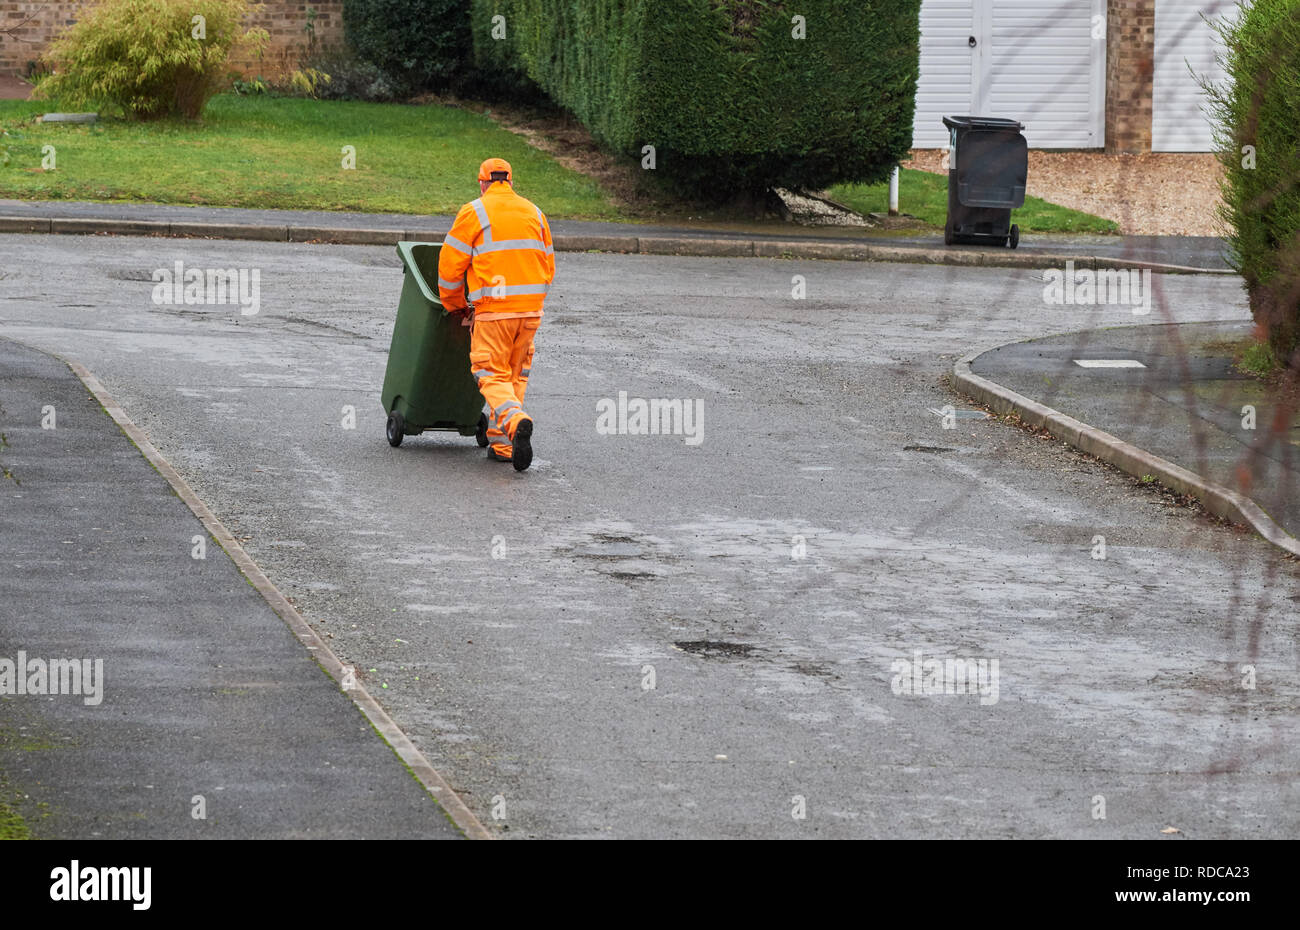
[437,158,555,472]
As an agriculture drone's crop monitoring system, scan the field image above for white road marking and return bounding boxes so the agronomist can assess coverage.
[1073,359,1147,368]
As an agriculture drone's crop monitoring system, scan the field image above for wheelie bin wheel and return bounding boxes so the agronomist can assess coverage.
[386,411,405,448]
[1008,224,1020,249]
[944,221,955,246]
[475,412,489,448]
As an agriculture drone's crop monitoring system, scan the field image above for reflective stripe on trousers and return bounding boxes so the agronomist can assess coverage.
[471,316,541,453]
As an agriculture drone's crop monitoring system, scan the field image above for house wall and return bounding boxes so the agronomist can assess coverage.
[0,1,344,79]
[1105,0,1155,153]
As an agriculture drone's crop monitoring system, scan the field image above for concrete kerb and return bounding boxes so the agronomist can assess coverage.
[553,233,638,253]
[50,217,171,237]
[0,216,52,234]
[754,240,870,261]
[953,349,1300,560]
[0,214,1233,273]
[54,351,493,840]
[289,226,405,245]
[638,235,754,258]
[171,222,288,242]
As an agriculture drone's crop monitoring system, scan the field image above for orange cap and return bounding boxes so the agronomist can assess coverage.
[478,157,513,182]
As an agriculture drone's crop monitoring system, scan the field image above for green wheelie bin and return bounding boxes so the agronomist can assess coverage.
[381,241,488,448]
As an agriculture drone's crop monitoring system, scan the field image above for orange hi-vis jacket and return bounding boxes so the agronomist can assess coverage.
[437,183,556,321]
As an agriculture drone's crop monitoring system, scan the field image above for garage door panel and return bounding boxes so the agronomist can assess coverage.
[913,0,975,147]
[1152,1,1235,152]
[985,0,1104,148]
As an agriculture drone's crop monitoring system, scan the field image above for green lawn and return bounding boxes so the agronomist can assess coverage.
[829,168,1119,235]
[0,795,30,840]
[0,95,620,219]
[0,94,1116,232]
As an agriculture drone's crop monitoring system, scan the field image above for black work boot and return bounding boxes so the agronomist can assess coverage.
[511,418,534,472]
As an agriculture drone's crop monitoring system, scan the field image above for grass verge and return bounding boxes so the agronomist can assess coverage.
[1200,334,1284,379]
[828,168,1119,235]
[1238,340,1281,378]
[0,95,619,219]
[0,793,31,840]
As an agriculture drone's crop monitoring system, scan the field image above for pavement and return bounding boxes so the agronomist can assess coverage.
[0,198,1233,273]
[1,233,1294,839]
[0,337,462,839]
[968,322,1300,548]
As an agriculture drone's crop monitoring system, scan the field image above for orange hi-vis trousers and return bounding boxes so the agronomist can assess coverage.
[470,316,539,456]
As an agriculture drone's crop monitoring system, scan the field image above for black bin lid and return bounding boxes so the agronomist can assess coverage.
[942,115,1025,132]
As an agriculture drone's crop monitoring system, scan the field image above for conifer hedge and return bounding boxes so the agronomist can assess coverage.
[470,0,920,200]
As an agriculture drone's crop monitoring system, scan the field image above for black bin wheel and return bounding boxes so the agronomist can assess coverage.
[1008,224,1020,249]
[475,412,489,448]
[386,411,405,448]
[944,221,955,246]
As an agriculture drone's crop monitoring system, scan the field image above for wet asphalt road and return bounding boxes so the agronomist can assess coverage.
[1,233,1296,839]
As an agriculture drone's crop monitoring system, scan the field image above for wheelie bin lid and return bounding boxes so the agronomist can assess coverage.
[396,240,444,307]
[942,115,1025,132]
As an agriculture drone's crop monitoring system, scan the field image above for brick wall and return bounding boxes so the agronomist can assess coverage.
[0,1,345,79]
[1105,0,1156,154]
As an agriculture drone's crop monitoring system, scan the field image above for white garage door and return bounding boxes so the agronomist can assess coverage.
[913,0,975,147]
[985,0,1106,148]
[1152,0,1234,152]
[913,0,1106,149]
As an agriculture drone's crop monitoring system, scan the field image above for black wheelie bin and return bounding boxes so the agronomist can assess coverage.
[941,115,1028,249]
[381,241,488,448]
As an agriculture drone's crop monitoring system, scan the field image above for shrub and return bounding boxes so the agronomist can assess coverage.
[343,0,472,96]
[26,59,55,82]
[300,47,398,102]
[35,0,267,120]
[231,76,269,96]
[470,0,921,202]
[1207,0,1300,368]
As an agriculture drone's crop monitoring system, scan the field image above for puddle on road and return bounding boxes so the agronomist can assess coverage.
[673,640,759,659]
[602,569,660,581]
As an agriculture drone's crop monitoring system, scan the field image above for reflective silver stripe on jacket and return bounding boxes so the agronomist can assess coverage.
[535,206,554,254]
[471,198,493,248]
[466,283,551,301]
[437,276,463,291]
[442,234,471,254]
[475,238,550,254]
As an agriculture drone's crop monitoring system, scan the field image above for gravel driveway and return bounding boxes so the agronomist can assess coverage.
[908,149,1227,238]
